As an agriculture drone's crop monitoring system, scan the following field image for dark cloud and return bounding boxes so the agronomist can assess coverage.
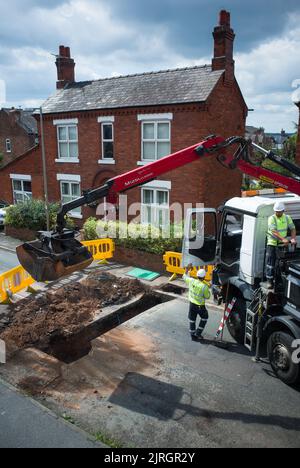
[108,0,300,56]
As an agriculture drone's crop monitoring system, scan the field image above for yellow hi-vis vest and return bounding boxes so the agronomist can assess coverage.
[267,214,295,247]
[183,275,211,306]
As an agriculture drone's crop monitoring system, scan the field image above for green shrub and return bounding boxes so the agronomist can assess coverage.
[5,199,75,231]
[83,218,183,255]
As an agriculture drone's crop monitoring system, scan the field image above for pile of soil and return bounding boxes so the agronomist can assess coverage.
[0,273,148,352]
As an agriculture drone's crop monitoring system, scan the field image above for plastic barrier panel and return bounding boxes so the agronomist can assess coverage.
[0,265,35,303]
[163,251,213,283]
[81,239,115,263]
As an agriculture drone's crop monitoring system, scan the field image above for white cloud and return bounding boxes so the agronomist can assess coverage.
[235,14,300,132]
[0,0,299,132]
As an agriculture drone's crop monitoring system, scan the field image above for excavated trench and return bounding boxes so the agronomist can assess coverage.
[0,272,174,364]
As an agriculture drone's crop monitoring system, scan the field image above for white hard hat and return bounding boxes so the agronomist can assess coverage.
[274,201,285,212]
[197,269,206,279]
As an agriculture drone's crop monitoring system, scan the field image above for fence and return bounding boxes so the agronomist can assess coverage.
[163,251,214,283]
[0,238,115,303]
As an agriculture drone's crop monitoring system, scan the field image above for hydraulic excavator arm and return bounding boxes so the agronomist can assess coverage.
[17,135,300,282]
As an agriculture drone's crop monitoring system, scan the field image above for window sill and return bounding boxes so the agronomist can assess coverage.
[137,160,155,166]
[55,158,80,164]
[69,213,83,219]
[98,159,116,165]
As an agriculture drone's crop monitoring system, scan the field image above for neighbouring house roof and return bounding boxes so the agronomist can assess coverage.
[40,65,225,114]
[19,110,38,135]
[2,108,38,135]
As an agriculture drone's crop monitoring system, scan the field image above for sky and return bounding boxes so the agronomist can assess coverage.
[0,0,300,132]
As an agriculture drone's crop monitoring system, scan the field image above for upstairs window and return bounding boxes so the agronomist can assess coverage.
[6,139,11,153]
[101,123,114,160]
[142,121,170,161]
[57,125,78,159]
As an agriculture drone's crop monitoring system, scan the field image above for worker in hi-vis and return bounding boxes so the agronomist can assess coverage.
[266,201,297,289]
[183,265,211,342]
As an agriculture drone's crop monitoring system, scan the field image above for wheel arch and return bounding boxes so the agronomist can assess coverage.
[264,316,300,342]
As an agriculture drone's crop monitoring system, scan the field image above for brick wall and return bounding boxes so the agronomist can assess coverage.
[296,105,300,165]
[0,110,36,166]
[0,146,43,204]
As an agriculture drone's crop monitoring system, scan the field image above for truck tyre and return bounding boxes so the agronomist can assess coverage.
[267,332,300,385]
[226,296,246,345]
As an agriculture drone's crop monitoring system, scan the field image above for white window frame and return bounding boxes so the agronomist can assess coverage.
[141,187,170,228]
[11,177,32,205]
[100,122,115,162]
[141,120,171,162]
[59,179,82,219]
[6,139,12,153]
[55,123,79,163]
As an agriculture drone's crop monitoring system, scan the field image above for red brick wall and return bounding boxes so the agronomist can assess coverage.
[0,110,36,166]
[296,105,300,165]
[0,146,43,204]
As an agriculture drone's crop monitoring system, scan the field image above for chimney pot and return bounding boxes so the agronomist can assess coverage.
[219,10,230,27]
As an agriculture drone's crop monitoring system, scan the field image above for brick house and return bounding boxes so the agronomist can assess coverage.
[0,108,37,168]
[0,10,247,225]
[296,103,300,165]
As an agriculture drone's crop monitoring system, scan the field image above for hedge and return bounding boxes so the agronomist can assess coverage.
[83,218,183,255]
[5,199,75,231]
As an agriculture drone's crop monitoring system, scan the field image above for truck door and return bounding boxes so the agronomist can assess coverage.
[182,208,218,267]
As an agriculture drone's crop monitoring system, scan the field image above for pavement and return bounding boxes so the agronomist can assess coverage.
[0,379,104,448]
[0,232,22,253]
[0,232,20,273]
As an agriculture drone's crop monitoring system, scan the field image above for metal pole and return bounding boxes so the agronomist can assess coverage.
[40,107,50,231]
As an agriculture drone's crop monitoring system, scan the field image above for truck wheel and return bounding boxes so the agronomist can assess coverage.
[267,332,300,385]
[226,297,246,345]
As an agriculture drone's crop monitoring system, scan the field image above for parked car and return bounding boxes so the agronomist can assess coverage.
[0,201,9,227]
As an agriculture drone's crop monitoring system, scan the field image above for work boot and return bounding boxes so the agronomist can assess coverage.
[191,335,202,342]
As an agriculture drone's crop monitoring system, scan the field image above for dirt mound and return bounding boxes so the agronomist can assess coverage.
[0,273,147,352]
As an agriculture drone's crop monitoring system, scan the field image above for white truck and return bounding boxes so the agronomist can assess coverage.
[184,193,300,385]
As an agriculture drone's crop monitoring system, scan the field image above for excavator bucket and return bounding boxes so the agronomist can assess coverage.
[16,230,93,282]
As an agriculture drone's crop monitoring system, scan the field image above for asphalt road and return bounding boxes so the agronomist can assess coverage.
[0,249,18,274]
[51,298,300,448]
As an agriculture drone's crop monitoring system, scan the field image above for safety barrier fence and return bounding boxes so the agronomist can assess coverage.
[163,251,214,283]
[0,239,115,304]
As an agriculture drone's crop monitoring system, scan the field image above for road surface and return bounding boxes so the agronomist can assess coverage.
[0,248,18,274]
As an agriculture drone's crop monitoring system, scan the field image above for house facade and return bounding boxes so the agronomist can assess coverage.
[0,108,37,168]
[296,102,300,165]
[0,10,247,226]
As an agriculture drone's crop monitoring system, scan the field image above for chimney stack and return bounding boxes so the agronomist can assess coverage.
[56,45,75,90]
[212,10,235,83]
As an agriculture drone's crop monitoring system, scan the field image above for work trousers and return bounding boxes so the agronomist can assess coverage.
[189,302,209,337]
[266,245,277,281]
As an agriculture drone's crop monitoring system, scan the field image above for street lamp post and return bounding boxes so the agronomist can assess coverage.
[39,107,50,231]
